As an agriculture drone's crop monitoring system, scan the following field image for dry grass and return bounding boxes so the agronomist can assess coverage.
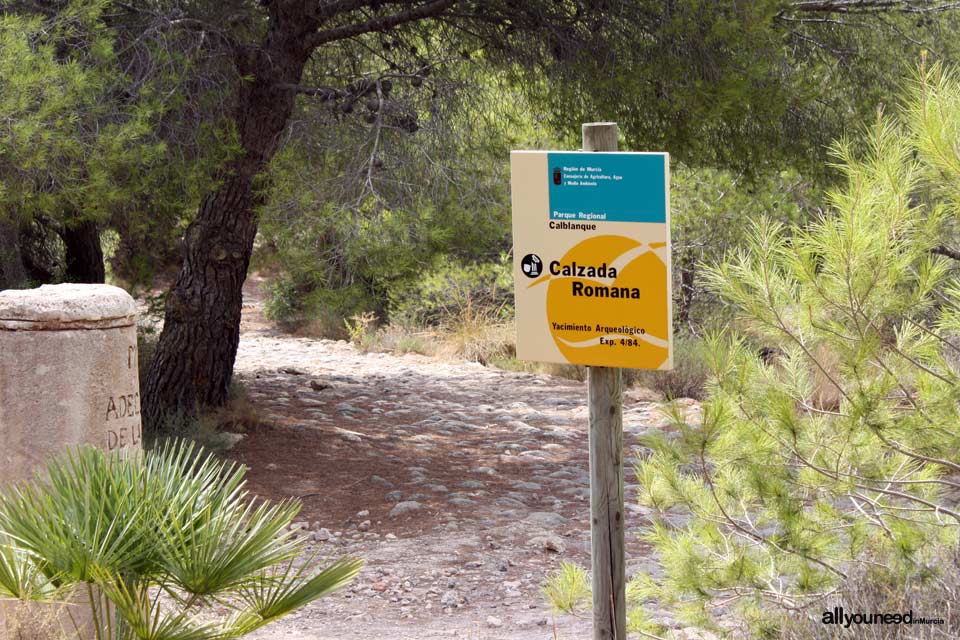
[287,309,350,341]
[1,601,73,640]
[632,336,710,400]
[779,559,960,639]
[489,355,589,381]
[264,304,682,396]
[436,312,515,364]
[810,341,843,412]
[355,305,518,365]
[369,324,438,356]
[203,382,266,435]
[145,383,260,451]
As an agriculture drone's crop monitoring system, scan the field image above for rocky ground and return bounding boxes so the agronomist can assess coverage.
[222,279,704,639]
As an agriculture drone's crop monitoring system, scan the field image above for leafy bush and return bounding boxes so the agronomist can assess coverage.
[0,441,361,639]
[389,255,513,327]
[258,171,513,325]
[254,62,544,324]
[263,278,363,337]
[627,64,960,637]
[263,279,303,327]
[670,164,815,334]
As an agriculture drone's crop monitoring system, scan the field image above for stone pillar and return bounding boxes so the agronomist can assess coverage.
[0,283,141,485]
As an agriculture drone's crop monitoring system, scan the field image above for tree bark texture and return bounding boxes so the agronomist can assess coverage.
[676,248,696,330]
[61,219,105,283]
[18,218,58,285]
[143,33,310,427]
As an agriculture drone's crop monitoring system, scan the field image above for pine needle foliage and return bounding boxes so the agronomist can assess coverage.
[541,562,590,615]
[626,62,960,637]
[0,441,361,640]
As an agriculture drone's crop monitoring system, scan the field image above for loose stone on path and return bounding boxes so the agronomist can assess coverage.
[229,296,681,640]
[389,501,423,518]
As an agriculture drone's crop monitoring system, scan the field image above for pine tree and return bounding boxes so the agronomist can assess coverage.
[546,62,960,638]
[633,62,960,636]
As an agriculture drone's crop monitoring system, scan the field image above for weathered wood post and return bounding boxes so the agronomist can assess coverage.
[583,121,626,640]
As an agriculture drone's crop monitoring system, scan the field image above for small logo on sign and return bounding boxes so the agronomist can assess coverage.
[552,167,562,185]
[521,254,543,278]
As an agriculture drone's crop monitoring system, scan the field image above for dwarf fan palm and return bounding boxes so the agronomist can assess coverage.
[0,440,361,639]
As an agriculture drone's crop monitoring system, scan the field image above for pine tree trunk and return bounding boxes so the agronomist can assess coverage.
[16,218,58,286]
[0,219,27,290]
[143,40,307,428]
[61,219,105,283]
[677,248,696,330]
[143,172,260,420]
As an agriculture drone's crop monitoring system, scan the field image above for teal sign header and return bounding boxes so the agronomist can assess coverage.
[547,152,666,224]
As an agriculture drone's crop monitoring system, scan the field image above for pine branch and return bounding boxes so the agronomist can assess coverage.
[312,0,370,22]
[789,0,960,12]
[274,84,341,99]
[698,451,849,580]
[932,244,960,261]
[311,0,426,23]
[305,0,455,49]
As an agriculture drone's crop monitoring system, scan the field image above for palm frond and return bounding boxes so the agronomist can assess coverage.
[94,568,221,640]
[0,537,61,601]
[231,555,362,631]
[0,447,153,581]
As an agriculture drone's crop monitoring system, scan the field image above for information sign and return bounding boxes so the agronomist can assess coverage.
[511,151,672,369]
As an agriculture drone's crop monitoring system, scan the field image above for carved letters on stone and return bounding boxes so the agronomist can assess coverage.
[107,423,142,450]
[105,344,142,450]
[104,389,143,450]
[105,391,141,421]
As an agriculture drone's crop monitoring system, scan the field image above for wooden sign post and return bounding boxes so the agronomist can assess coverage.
[583,122,625,640]
[510,121,671,640]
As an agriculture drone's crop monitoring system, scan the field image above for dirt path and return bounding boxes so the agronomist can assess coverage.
[225,277,701,639]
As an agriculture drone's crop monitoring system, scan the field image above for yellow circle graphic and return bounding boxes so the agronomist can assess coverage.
[539,235,668,368]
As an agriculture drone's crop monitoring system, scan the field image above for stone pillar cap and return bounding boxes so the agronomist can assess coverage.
[0,284,138,330]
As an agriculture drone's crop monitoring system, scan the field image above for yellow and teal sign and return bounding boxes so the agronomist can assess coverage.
[511,151,673,370]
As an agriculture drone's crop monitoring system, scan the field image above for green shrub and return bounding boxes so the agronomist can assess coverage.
[263,278,303,327]
[670,165,815,334]
[0,441,361,639]
[389,255,513,327]
[264,278,366,336]
[627,65,960,637]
